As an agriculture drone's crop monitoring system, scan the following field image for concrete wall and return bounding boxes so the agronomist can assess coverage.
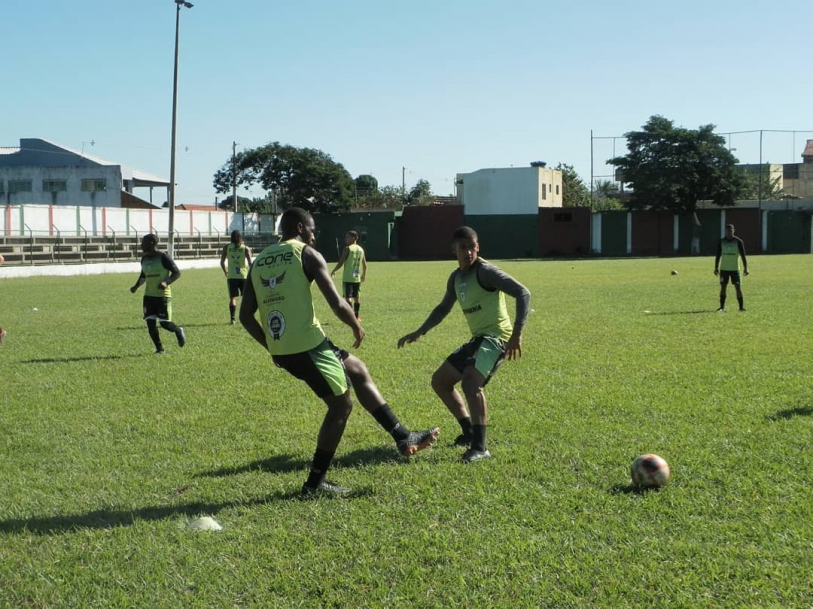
[396,205,464,260]
[538,207,591,256]
[0,165,123,207]
[2,203,235,238]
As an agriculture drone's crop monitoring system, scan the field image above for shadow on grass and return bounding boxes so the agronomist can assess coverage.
[196,446,406,479]
[116,323,225,331]
[0,488,373,536]
[767,406,813,421]
[608,483,664,495]
[22,354,147,364]
[643,310,713,316]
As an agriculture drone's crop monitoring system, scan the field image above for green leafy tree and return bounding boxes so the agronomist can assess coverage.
[355,185,407,210]
[354,174,378,196]
[407,179,434,206]
[217,194,253,212]
[609,116,746,215]
[591,179,625,211]
[739,165,787,200]
[213,142,355,213]
[555,163,591,208]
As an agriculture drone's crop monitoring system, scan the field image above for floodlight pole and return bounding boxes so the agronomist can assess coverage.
[168,0,193,258]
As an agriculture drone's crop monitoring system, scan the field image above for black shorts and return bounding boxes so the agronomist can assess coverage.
[143,296,172,321]
[445,335,506,386]
[227,278,246,298]
[343,282,361,299]
[272,338,351,399]
[719,270,741,286]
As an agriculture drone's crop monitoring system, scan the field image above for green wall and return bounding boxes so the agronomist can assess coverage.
[600,211,628,255]
[313,211,396,262]
[768,210,811,253]
[463,214,538,258]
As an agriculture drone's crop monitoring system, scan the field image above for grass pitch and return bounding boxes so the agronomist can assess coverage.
[1,254,811,607]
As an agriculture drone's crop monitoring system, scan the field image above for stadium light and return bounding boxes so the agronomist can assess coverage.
[168,0,193,258]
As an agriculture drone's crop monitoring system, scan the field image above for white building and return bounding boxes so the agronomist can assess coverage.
[0,138,168,208]
[456,165,563,214]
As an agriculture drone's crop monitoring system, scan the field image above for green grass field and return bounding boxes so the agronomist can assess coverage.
[1,255,811,607]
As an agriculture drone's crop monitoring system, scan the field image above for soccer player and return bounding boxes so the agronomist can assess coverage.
[714,223,749,312]
[220,230,253,325]
[330,231,367,319]
[130,234,186,354]
[397,226,530,463]
[240,207,439,496]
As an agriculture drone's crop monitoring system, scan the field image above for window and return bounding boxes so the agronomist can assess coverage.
[783,164,800,180]
[556,184,560,195]
[81,179,107,192]
[541,185,546,200]
[8,180,32,193]
[553,212,573,223]
[43,179,68,192]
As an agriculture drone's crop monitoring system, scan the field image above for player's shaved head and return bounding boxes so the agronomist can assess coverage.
[280,207,314,239]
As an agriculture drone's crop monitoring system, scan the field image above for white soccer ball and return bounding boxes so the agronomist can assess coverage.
[631,453,670,488]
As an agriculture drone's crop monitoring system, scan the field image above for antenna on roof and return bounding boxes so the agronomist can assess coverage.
[80,140,96,156]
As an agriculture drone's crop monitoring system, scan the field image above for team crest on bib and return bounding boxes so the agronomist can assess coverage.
[260,271,286,289]
[267,311,286,340]
[458,282,467,302]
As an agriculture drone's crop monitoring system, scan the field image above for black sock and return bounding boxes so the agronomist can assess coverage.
[458,416,473,436]
[472,425,487,452]
[720,295,726,309]
[737,296,744,310]
[160,320,179,333]
[146,320,162,350]
[229,304,236,320]
[354,302,360,318]
[371,404,408,442]
[305,447,335,488]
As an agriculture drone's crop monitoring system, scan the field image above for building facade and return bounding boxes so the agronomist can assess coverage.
[0,138,168,208]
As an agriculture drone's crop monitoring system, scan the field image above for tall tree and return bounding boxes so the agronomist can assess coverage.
[407,179,434,206]
[609,116,746,215]
[555,163,591,208]
[739,165,787,200]
[213,142,355,213]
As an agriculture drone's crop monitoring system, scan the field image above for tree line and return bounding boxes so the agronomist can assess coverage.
[213,116,790,216]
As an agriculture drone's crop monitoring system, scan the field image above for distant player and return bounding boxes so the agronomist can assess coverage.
[240,207,439,495]
[330,231,367,319]
[220,230,253,325]
[130,234,186,353]
[398,226,530,463]
[714,223,749,312]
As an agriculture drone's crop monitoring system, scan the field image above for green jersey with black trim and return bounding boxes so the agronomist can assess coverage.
[141,253,173,297]
[226,243,249,278]
[343,243,364,283]
[454,259,513,341]
[719,239,742,271]
[251,239,325,356]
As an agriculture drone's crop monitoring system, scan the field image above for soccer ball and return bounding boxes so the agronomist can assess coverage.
[631,453,670,488]
[670,270,678,275]
[0,327,5,343]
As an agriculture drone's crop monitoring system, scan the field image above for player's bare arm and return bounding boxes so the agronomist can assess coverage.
[397,277,456,348]
[220,246,229,276]
[238,273,268,350]
[330,247,349,277]
[305,246,364,348]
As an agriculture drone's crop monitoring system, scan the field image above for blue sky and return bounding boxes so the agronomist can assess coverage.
[3,0,812,205]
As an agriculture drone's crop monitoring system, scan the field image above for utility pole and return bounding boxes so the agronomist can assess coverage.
[402,166,407,195]
[232,141,242,232]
